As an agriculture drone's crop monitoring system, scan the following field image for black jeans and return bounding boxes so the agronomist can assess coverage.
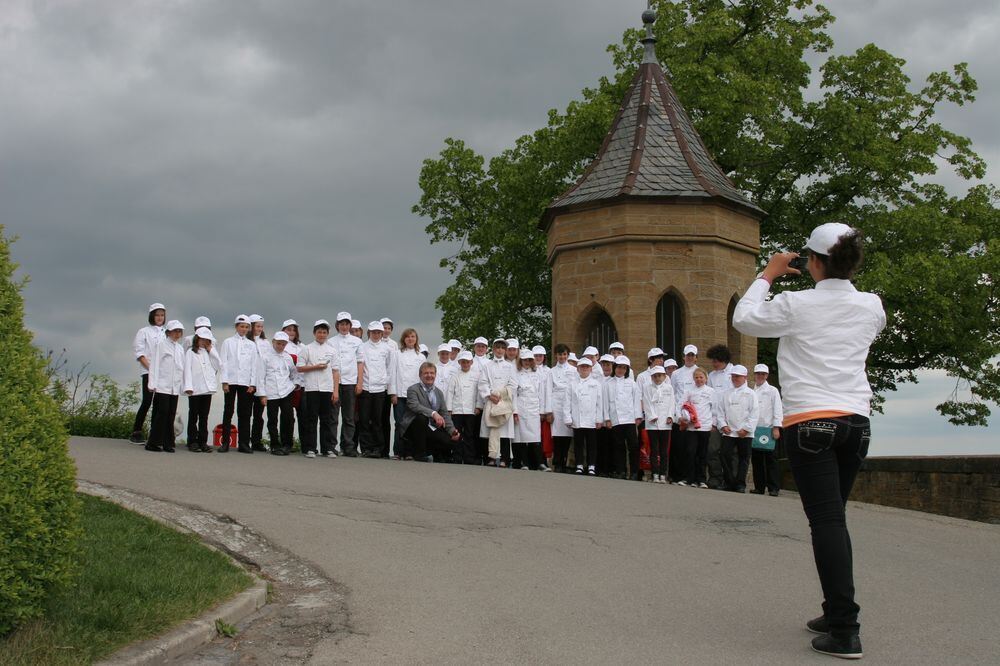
[147,393,178,449]
[338,384,358,453]
[707,429,726,489]
[250,394,266,448]
[573,428,598,469]
[132,374,154,434]
[221,385,253,449]
[452,414,479,464]
[302,391,334,455]
[648,429,669,476]
[752,448,781,492]
[404,414,454,461]
[720,436,751,490]
[358,390,387,456]
[685,430,710,484]
[552,436,572,471]
[668,425,685,482]
[186,394,212,447]
[612,423,640,478]
[786,415,870,638]
[266,395,295,452]
[596,428,614,475]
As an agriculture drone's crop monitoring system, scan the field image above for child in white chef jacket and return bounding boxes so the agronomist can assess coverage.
[258,332,300,456]
[604,356,643,480]
[130,302,166,442]
[677,368,716,487]
[714,365,759,492]
[564,358,604,475]
[642,366,675,483]
[446,351,482,464]
[146,320,185,453]
[513,349,550,471]
[247,315,269,451]
[183,327,220,452]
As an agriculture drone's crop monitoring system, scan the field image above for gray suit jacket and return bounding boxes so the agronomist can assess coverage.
[401,382,456,435]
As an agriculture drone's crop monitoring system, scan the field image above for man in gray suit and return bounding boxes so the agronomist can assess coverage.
[400,362,462,462]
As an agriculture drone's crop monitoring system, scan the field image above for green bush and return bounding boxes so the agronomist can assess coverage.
[48,364,140,439]
[0,227,81,635]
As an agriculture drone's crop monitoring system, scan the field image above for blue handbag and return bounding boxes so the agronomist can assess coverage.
[752,425,775,451]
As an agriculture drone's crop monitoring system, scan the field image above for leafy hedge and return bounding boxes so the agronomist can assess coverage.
[49,368,140,439]
[0,227,81,635]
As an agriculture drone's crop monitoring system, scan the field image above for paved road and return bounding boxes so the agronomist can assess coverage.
[71,437,999,664]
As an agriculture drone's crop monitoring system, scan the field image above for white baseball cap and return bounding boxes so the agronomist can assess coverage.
[474,336,489,346]
[614,356,631,366]
[437,343,452,353]
[568,353,578,362]
[576,358,593,367]
[664,358,678,368]
[582,346,599,357]
[351,319,361,329]
[532,345,546,355]
[165,319,184,331]
[449,339,463,350]
[314,319,330,328]
[731,364,749,376]
[599,354,614,363]
[647,347,664,358]
[380,317,393,325]
[336,311,352,323]
[148,302,165,312]
[609,342,625,351]
[273,331,290,342]
[194,327,215,342]
[753,363,769,374]
[281,319,298,329]
[249,314,263,323]
[368,321,384,331]
[519,349,534,360]
[683,344,698,355]
[194,316,211,328]
[234,314,250,324]
[457,351,473,361]
[650,366,666,376]
[419,343,429,354]
[506,338,520,349]
[805,222,855,255]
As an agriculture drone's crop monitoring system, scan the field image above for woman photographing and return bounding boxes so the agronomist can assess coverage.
[733,223,886,660]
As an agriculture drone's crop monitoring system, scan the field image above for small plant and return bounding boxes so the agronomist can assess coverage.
[215,618,237,638]
[46,350,141,439]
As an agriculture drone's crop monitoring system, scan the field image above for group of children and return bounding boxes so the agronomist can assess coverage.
[132,303,784,493]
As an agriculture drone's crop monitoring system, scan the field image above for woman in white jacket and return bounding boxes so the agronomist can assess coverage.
[677,368,716,487]
[392,328,424,458]
[130,302,166,443]
[513,350,550,471]
[146,320,185,453]
[183,327,220,452]
[642,366,675,484]
[564,358,604,475]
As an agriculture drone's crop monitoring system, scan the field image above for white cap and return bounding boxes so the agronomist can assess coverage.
[249,314,263,323]
[273,331,290,342]
[805,222,854,255]
[614,356,631,366]
[576,358,593,367]
[194,316,211,328]
[194,327,215,342]
[647,347,664,358]
[664,358,678,368]
[380,317,393,325]
[609,342,624,351]
[519,349,534,360]
[599,354,614,363]
[753,363,769,374]
[474,336,489,346]
[419,343,429,354]
[281,319,298,329]
[368,321,384,332]
[351,319,361,329]
[437,343,452,353]
[449,339,463,350]
[457,350,473,362]
[650,366,666,376]
[568,353,578,362]
[506,338,520,349]
[731,364,749,376]
[336,311,352,323]
[148,302,165,312]
[582,346,599,357]
[532,345,546,355]
[165,319,184,331]
[314,319,330,328]
[683,344,698,355]
[234,314,250,324]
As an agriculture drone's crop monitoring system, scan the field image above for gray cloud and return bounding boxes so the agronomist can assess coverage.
[1,1,995,453]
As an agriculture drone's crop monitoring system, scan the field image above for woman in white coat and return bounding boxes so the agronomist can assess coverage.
[547,343,575,472]
[248,315,268,451]
[183,327,220,452]
[146,320,185,452]
[392,328,424,458]
[130,302,166,443]
[513,349,550,471]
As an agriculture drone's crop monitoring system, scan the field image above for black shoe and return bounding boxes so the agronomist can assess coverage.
[187,444,201,452]
[237,446,253,454]
[163,447,175,453]
[218,445,229,452]
[201,446,214,453]
[811,634,862,659]
[341,450,359,458]
[144,444,162,452]
[130,432,145,444]
[735,485,747,493]
[252,445,267,452]
[807,616,830,634]
[751,489,765,495]
[769,489,780,497]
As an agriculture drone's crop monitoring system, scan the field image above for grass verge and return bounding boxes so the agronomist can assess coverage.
[0,494,252,665]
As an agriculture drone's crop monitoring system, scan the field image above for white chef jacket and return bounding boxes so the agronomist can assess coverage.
[514,369,549,443]
[133,325,164,375]
[284,340,304,387]
[564,375,604,430]
[258,348,298,400]
[547,362,576,437]
[642,379,676,431]
[715,383,759,438]
[708,363,734,395]
[478,358,517,438]
[680,384,716,431]
[183,348,220,396]
[604,376,642,426]
[446,366,482,414]
[754,381,784,428]
[296,341,339,392]
[361,340,393,393]
[434,361,455,394]
[148,338,184,396]
[394,349,425,397]
[331,333,364,385]
[733,278,886,421]
[220,334,259,387]
[671,364,697,412]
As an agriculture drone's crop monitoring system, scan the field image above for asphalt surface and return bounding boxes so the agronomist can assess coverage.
[71,437,1000,664]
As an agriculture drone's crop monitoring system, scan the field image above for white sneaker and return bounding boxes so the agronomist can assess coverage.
[305,451,317,459]
[698,482,708,489]
[324,451,337,458]
[587,466,596,476]
[520,465,530,470]
[676,480,688,487]
[538,465,550,472]
[575,465,584,475]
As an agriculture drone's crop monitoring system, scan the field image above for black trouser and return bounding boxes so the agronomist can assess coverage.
[267,395,295,453]
[707,429,726,489]
[147,393,178,449]
[721,436,751,490]
[250,394,266,449]
[404,414,454,461]
[573,428,597,469]
[338,384,358,453]
[668,425,685,482]
[512,441,526,468]
[452,414,479,464]
[291,387,306,451]
[596,428,614,475]
[648,429,669,476]
[752,448,781,492]
[358,390,387,456]
[516,442,544,469]
[612,423,640,478]
[186,394,212,447]
[131,373,154,434]
[685,430,710,484]
[786,416,870,639]
[381,396,393,455]
[222,385,253,449]
[302,391,334,455]
[552,436,572,471]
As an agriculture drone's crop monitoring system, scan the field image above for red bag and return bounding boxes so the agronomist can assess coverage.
[639,429,651,471]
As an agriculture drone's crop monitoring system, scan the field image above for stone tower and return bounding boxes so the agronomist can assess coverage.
[542,10,764,365]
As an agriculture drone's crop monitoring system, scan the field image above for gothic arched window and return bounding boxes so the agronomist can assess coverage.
[584,309,618,354]
[656,291,684,362]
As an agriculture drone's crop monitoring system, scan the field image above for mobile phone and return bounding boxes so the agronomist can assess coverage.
[789,248,809,271]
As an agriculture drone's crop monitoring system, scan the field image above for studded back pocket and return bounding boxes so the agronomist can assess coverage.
[796,420,838,454]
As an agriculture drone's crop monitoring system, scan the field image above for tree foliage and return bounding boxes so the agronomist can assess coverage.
[413,0,998,425]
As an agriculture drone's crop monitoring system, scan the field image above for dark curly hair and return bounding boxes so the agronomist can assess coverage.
[813,229,865,280]
[706,344,731,364]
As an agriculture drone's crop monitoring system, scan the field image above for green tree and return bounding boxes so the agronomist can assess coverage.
[0,227,81,635]
[413,0,999,425]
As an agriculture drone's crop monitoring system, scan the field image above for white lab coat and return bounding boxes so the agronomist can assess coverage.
[133,324,164,375]
[642,379,676,431]
[754,381,784,428]
[478,358,517,438]
[715,383,759,437]
[671,364,698,413]
[564,375,604,430]
[183,348,220,396]
[680,384,716,431]
[434,361,455,394]
[547,362,576,437]
[331,333,364,385]
[297,341,339,393]
[514,369,549,443]
[220,334,259,387]
[258,348,298,400]
[604,376,642,426]
[361,340,393,392]
[446,366,482,414]
[148,338,184,396]
[394,348,425,397]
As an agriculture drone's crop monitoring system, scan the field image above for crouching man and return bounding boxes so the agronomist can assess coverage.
[400,362,462,462]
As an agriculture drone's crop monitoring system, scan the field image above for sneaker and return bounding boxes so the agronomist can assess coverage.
[520,465,530,470]
[129,432,145,444]
[769,490,781,497]
[305,451,317,459]
[575,465,584,475]
[324,451,338,458]
[144,444,162,452]
[676,480,688,487]
[698,482,709,489]
[588,466,596,476]
[807,616,830,634]
[811,634,862,660]
[538,464,550,472]
[498,461,507,468]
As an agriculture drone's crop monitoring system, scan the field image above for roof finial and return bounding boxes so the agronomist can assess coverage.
[640,6,657,65]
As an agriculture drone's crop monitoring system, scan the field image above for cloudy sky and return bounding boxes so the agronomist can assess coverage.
[2,0,996,455]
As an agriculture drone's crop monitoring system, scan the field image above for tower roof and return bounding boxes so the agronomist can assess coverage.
[545,10,764,222]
